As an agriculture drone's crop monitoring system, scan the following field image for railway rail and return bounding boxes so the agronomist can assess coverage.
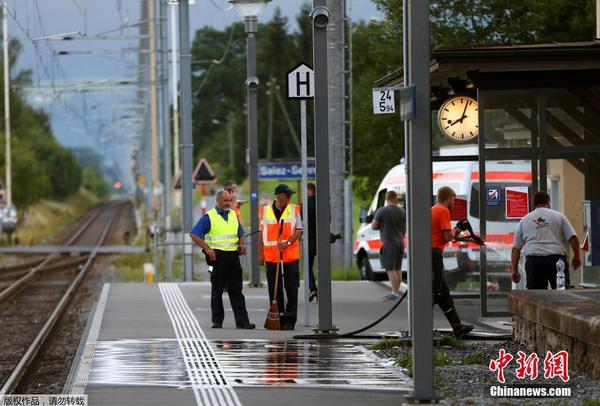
[0,200,128,394]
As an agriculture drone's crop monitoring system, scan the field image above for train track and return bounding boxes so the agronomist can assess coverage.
[0,200,127,394]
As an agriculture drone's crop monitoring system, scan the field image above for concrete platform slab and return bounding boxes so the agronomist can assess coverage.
[69,281,501,405]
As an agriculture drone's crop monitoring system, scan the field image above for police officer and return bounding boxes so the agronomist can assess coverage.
[190,189,255,329]
[511,190,580,289]
[259,184,303,330]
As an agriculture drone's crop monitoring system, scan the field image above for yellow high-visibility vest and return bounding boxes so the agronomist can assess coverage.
[205,208,239,251]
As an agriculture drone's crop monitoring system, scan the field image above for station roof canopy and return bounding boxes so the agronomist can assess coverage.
[375,40,600,91]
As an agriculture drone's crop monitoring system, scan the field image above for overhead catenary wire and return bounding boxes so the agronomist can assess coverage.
[209,0,233,12]
[192,23,236,99]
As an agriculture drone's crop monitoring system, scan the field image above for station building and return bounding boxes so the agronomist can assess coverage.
[376,41,600,315]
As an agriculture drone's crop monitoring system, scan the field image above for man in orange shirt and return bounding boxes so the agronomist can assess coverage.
[432,186,473,339]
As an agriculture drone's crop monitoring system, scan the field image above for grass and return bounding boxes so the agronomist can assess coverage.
[461,352,486,365]
[395,351,452,379]
[370,338,411,351]
[17,188,99,245]
[438,335,465,348]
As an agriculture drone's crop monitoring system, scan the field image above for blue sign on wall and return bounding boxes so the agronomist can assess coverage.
[258,161,316,180]
[486,186,501,206]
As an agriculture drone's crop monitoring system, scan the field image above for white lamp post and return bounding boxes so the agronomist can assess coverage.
[228,0,270,286]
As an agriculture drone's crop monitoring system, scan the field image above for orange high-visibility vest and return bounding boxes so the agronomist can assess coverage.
[260,203,302,263]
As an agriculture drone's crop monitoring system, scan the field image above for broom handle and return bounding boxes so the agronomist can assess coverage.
[272,219,285,303]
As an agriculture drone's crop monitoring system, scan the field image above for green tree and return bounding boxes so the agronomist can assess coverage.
[82,167,108,198]
[190,6,314,182]
[349,0,597,200]
[0,37,82,207]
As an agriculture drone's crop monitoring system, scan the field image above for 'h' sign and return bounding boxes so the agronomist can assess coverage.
[287,62,314,99]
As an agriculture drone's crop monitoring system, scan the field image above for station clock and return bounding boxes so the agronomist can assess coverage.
[437,96,479,141]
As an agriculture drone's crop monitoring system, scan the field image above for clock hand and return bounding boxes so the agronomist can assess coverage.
[449,115,468,126]
[457,101,469,123]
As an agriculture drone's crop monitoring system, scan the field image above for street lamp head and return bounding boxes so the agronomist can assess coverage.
[228,0,271,20]
[245,76,259,91]
[311,5,330,28]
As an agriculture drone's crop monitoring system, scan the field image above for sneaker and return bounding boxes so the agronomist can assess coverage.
[453,324,474,339]
[309,290,318,302]
[382,293,400,301]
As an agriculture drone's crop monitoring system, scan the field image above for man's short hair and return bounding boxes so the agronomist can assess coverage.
[307,182,316,193]
[223,180,236,192]
[437,186,456,203]
[386,190,398,201]
[533,190,550,206]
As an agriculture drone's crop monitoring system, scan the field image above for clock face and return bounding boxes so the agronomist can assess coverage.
[438,96,479,141]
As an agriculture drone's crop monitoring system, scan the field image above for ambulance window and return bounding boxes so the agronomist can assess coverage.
[376,189,387,210]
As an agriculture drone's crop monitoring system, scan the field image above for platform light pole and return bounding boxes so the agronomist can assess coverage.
[2,3,11,210]
[159,0,173,280]
[179,0,194,281]
[229,0,270,287]
[312,0,335,334]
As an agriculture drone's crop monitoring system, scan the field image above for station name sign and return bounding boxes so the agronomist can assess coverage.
[258,161,316,180]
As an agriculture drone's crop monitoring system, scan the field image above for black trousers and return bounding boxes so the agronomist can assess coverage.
[525,254,570,289]
[266,260,300,327]
[432,249,455,313]
[209,250,250,325]
[308,247,317,293]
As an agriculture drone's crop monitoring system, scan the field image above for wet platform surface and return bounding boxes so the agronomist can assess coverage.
[69,281,500,405]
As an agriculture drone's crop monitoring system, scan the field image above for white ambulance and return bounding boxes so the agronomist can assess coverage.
[354,149,531,290]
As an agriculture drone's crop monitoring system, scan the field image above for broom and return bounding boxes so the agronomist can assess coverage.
[265,219,285,330]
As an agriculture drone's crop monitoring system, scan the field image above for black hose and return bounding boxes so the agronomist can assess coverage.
[293,290,408,340]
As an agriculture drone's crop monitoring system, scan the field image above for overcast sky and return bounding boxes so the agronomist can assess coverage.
[6,0,382,182]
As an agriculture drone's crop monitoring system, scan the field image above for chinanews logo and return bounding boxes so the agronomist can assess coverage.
[533,216,550,228]
[488,349,572,399]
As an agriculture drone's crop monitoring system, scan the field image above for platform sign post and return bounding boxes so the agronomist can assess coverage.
[287,62,314,326]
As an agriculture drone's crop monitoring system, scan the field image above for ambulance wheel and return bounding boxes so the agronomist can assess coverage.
[359,255,374,281]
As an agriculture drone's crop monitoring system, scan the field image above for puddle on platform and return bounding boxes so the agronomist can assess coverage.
[88,339,411,391]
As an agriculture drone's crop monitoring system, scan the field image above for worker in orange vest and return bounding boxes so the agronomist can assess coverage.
[259,184,303,330]
[224,180,244,225]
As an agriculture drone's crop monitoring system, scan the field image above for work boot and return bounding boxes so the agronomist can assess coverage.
[444,307,474,339]
[453,324,474,339]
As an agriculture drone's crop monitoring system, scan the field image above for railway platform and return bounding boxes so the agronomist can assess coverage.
[66,281,506,406]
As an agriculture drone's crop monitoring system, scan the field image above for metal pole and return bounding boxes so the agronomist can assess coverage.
[149,0,160,219]
[402,0,412,336]
[301,100,310,326]
[153,226,159,282]
[159,0,173,281]
[179,0,194,281]
[245,17,261,287]
[267,77,274,159]
[3,4,11,209]
[312,1,335,333]
[407,0,434,400]
[170,2,181,192]
[345,0,353,273]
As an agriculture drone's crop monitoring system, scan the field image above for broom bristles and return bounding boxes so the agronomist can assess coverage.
[264,302,281,330]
